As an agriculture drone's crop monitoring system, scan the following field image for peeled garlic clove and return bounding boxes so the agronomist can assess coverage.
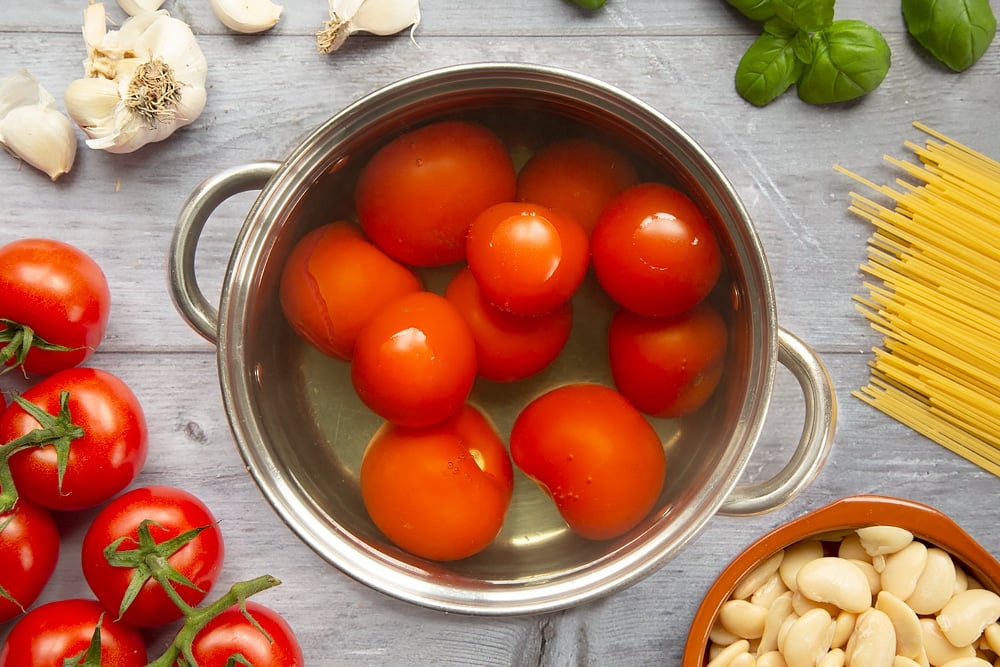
[117,0,165,16]
[210,0,283,33]
[317,0,421,53]
[0,105,78,181]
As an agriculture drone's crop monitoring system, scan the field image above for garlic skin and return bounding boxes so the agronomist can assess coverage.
[210,0,284,34]
[0,70,77,181]
[117,0,166,16]
[65,2,208,154]
[317,0,421,53]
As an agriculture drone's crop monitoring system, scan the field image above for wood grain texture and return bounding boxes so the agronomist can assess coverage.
[2,1,999,664]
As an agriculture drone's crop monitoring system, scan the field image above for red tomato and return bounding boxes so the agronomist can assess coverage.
[279,221,421,360]
[81,485,225,628]
[608,303,728,418]
[351,291,477,427]
[355,120,517,266]
[361,405,514,561]
[0,500,60,623]
[466,202,590,316]
[0,598,147,667]
[516,137,639,234]
[510,383,666,541]
[0,238,111,376]
[444,267,572,382]
[591,182,722,317]
[0,367,148,511]
[185,601,304,667]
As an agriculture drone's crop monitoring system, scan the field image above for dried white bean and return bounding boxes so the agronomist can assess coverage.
[938,589,1000,648]
[707,639,751,667]
[845,608,896,667]
[756,651,787,667]
[781,608,834,667]
[734,550,785,600]
[881,542,929,601]
[920,618,977,667]
[876,590,923,660]
[831,611,858,650]
[797,557,873,614]
[907,549,958,615]
[857,526,914,557]
[758,591,794,655]
[720,599,769,640]
[818,648,845,667]
[751,572,791,609]
[779,540,824,592]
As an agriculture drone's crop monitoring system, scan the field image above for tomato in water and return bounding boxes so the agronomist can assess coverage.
[510,383,666,541]
[81,485,225,628]
[361,404,514,561]
[591,182,722,317]
[0,238,111,376]
[0,499,60,623]
[186,601,304,667]
[516,137,639,234]
[444,267,572,382]
[608,303,729,419]
[466,201,590,316]
[0,598,147,667]
[355,120,517,266]
[0,367,148,511]
[351,291,477,428]
[279,221,421,360]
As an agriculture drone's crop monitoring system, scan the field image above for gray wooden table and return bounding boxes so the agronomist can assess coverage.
[3,1,999,664]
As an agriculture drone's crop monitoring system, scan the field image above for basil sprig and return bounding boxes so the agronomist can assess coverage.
[902,0,997,72]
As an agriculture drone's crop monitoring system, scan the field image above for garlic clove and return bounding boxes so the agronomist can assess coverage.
[64,76,122,131]
[117,0,166,16]
[317,0,421,53]
[0,105,78,181]
[210,0,284,34]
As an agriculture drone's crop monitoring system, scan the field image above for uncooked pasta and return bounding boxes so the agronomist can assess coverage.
[835,122,1000,476]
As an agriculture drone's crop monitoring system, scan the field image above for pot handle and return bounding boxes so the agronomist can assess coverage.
[719,328,837,516]
[168,161,282,343]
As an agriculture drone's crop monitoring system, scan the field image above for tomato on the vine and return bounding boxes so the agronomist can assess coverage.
[0,238,111,376]
[466,201,590,316]
[81,485,225,628]
[361,404,514,561]
[0,499,60,623]
[0,367,148,511]
[608,303,729,418]
[591,182,722,317]
[279,221,421,360]
[351,291,477,428]
[510,383,666,541]
[355,120,517,266]
[0,598,147,667]
[516,137,639,234]
[444,267,572,382]
[186,601,304,666]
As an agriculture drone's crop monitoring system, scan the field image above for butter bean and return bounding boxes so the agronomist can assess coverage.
[797,557,873,614]
[938,589,1000,648]
[711,620,741,646]
[756,651,787,667]
[818,648,845,667]
[849,559,882,597]
[792,590,841,618]
[876,590,923,660]
[707,639,750,667]
[720,599,769,640]
[781,608,834,667]
[831,611,857,650]
[857,526,914,558]
[894,658,924,667]
[840,533,873,562]
[751,572,791,609]
[845,608,896,667]
[907,549,958,615]
[734,550,785,601]
[956,567,970,596]
[983,623,1000,654]
[779,540,824,592]
[776,613,799,657]
[937,658,992,667]
[759,591,794,655]
[730,653,756,667]
[882,542,929,601]
[920,618,977,666]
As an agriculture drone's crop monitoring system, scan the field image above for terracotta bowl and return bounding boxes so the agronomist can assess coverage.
[683,494,1000,665]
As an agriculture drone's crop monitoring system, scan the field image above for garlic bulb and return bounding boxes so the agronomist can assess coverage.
[117,0,165,16]
[317,0,421,53]
[0,70,77,181]
[210,0,284,34]
[65,2,208,154]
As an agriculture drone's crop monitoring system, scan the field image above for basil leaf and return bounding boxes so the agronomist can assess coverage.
[772,0,835,32]
[763,16,799,38]
[797,20,892,104]
[726,0,776,22]
[902,0,997,71]
[735,31,804,106]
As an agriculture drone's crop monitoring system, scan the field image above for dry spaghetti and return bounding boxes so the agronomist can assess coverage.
[835,122,1000,476]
